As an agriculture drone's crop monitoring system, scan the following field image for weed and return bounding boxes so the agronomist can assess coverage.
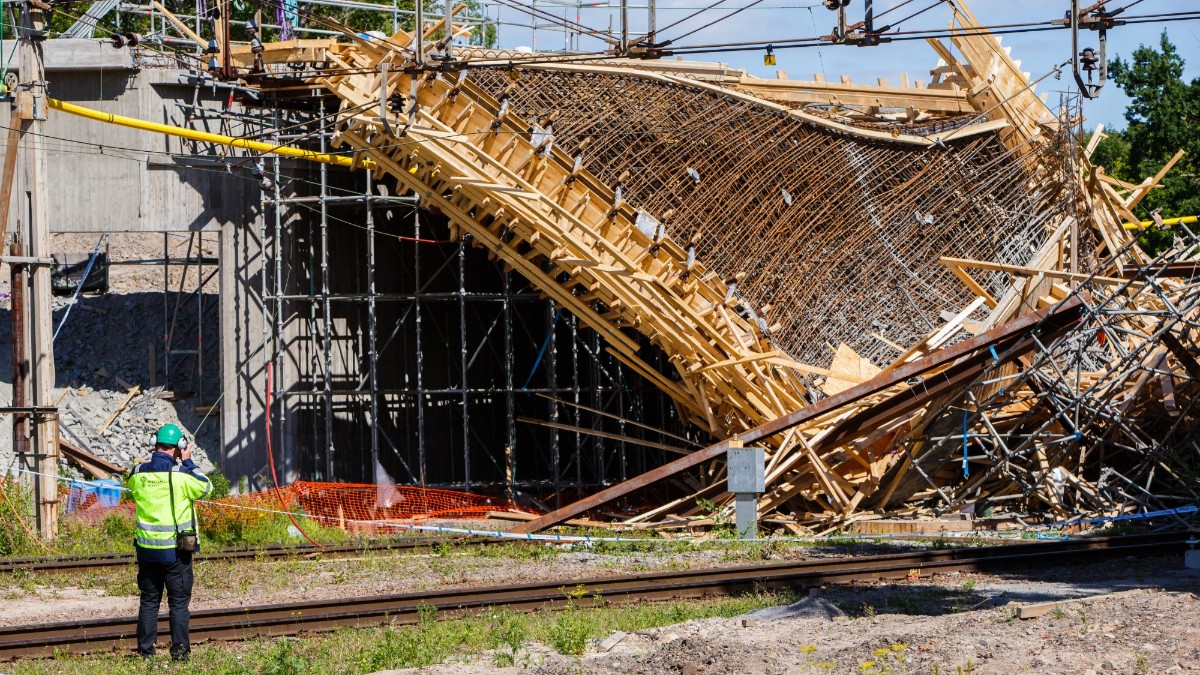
[695,498,724,522]
[489,609,528,667]
[207,470,232,500]
[961,579,976,592]
[359,625,449,670]
[957,659,975,674]
[1134,650,1149,673]
[550,607,592,655]
[478,541,556,561]
[9,569,37,594]
[0,477,36,556]
[262,637,309,675]
[358,605,452,671]
[1052,607,1067,620]
[102,574,139,597]
[862,602,876,620]
[865,643,910,675]
[99,513,135,543]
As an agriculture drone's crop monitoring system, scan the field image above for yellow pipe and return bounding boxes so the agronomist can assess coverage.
[1123,215,1199,231]
[48,98,375,170]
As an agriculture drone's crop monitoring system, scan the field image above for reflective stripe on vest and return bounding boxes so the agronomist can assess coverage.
[136,520,197,533]
[129,465,209,551]
[135,534,177,549]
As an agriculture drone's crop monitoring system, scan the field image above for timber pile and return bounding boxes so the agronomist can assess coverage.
[226,0,1199,532]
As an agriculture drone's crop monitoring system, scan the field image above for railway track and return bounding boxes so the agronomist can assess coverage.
[0,532,1019,575]
[0,531,1189,660]
[0,536,504,575]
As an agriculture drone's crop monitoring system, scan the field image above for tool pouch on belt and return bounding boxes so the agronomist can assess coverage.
[168,469,198,552]
[175,530,198,552]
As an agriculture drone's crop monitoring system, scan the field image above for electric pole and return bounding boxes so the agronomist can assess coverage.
[9,0,58,539]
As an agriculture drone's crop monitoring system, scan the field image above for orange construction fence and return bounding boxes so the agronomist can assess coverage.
[62,480,532,534]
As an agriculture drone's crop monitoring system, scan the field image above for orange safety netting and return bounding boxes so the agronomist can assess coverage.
[290,481,529,526]
[61,480,532,534]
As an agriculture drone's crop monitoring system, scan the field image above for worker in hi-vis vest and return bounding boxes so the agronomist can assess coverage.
[127,423,212,662]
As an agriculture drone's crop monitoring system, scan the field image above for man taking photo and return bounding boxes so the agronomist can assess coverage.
[128,423,212,662]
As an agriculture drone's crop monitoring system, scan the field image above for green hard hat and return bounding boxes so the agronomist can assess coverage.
[155,423,185,448]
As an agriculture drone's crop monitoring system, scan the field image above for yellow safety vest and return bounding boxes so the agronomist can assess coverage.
[128,467,212,550]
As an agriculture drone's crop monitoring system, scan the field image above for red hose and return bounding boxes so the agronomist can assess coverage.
[265,362,323,548]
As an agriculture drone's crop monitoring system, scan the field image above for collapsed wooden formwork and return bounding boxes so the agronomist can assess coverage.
[223,1,1199,532]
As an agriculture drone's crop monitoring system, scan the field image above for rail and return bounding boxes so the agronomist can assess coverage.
[0,532,1189,660]
[0,536,504,575]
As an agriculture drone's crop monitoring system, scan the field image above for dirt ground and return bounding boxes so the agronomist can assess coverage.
[3,545,1197,673]
[374,554,1200,675]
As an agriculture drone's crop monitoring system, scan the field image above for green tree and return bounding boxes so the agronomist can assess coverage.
[1109,32,1200,217]
[1089,32,1200,252]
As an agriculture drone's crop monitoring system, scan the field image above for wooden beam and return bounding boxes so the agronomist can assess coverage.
[940,256,1137,287]
[514,296,1085,533]
[151,1,205,45]
[943,260,998,308]
[0,125,19,251]
[59,438,124,478]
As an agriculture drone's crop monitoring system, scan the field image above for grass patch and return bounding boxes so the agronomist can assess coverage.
[0,476,37,557]
[6,591,794,674]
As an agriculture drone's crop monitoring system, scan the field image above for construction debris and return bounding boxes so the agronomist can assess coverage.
[11,0,1193,535]
[200,0,1200,533]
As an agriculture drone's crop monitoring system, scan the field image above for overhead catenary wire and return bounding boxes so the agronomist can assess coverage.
[52,0,1200,79]
[665,0,771,45]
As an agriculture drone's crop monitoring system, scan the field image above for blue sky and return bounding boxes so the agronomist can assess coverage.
[488,1,1200,130]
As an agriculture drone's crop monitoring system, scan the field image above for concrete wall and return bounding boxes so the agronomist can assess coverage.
[2,40,260,234]
[4,39,268,486]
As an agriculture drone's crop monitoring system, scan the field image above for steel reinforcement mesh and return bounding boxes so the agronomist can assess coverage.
[468,69,1072,367]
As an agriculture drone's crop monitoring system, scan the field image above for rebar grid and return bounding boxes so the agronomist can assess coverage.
[467,69,1072,367]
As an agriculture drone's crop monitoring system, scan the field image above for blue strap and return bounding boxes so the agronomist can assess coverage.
[521,309,562,390]
[52,236,105,343]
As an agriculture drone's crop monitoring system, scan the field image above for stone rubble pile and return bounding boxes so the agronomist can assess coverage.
[1,290,220,481]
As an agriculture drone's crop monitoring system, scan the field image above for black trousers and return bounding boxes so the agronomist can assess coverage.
[136,556,194,657]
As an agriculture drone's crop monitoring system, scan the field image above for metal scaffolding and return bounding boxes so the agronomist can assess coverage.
[246,99,694,497]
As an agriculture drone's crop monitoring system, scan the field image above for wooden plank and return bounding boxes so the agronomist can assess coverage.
[1161,332,1200,384]
[59,438,124,478]
[515,297,1085,533]
[0,125,20,250]
[151,1,205,45]
[822,344,881,395]
[940,256,1138,287]
[98,386,140,434]
[1125,149,1184,210]
[1016,589,1145,620]
[943,261,998,308]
